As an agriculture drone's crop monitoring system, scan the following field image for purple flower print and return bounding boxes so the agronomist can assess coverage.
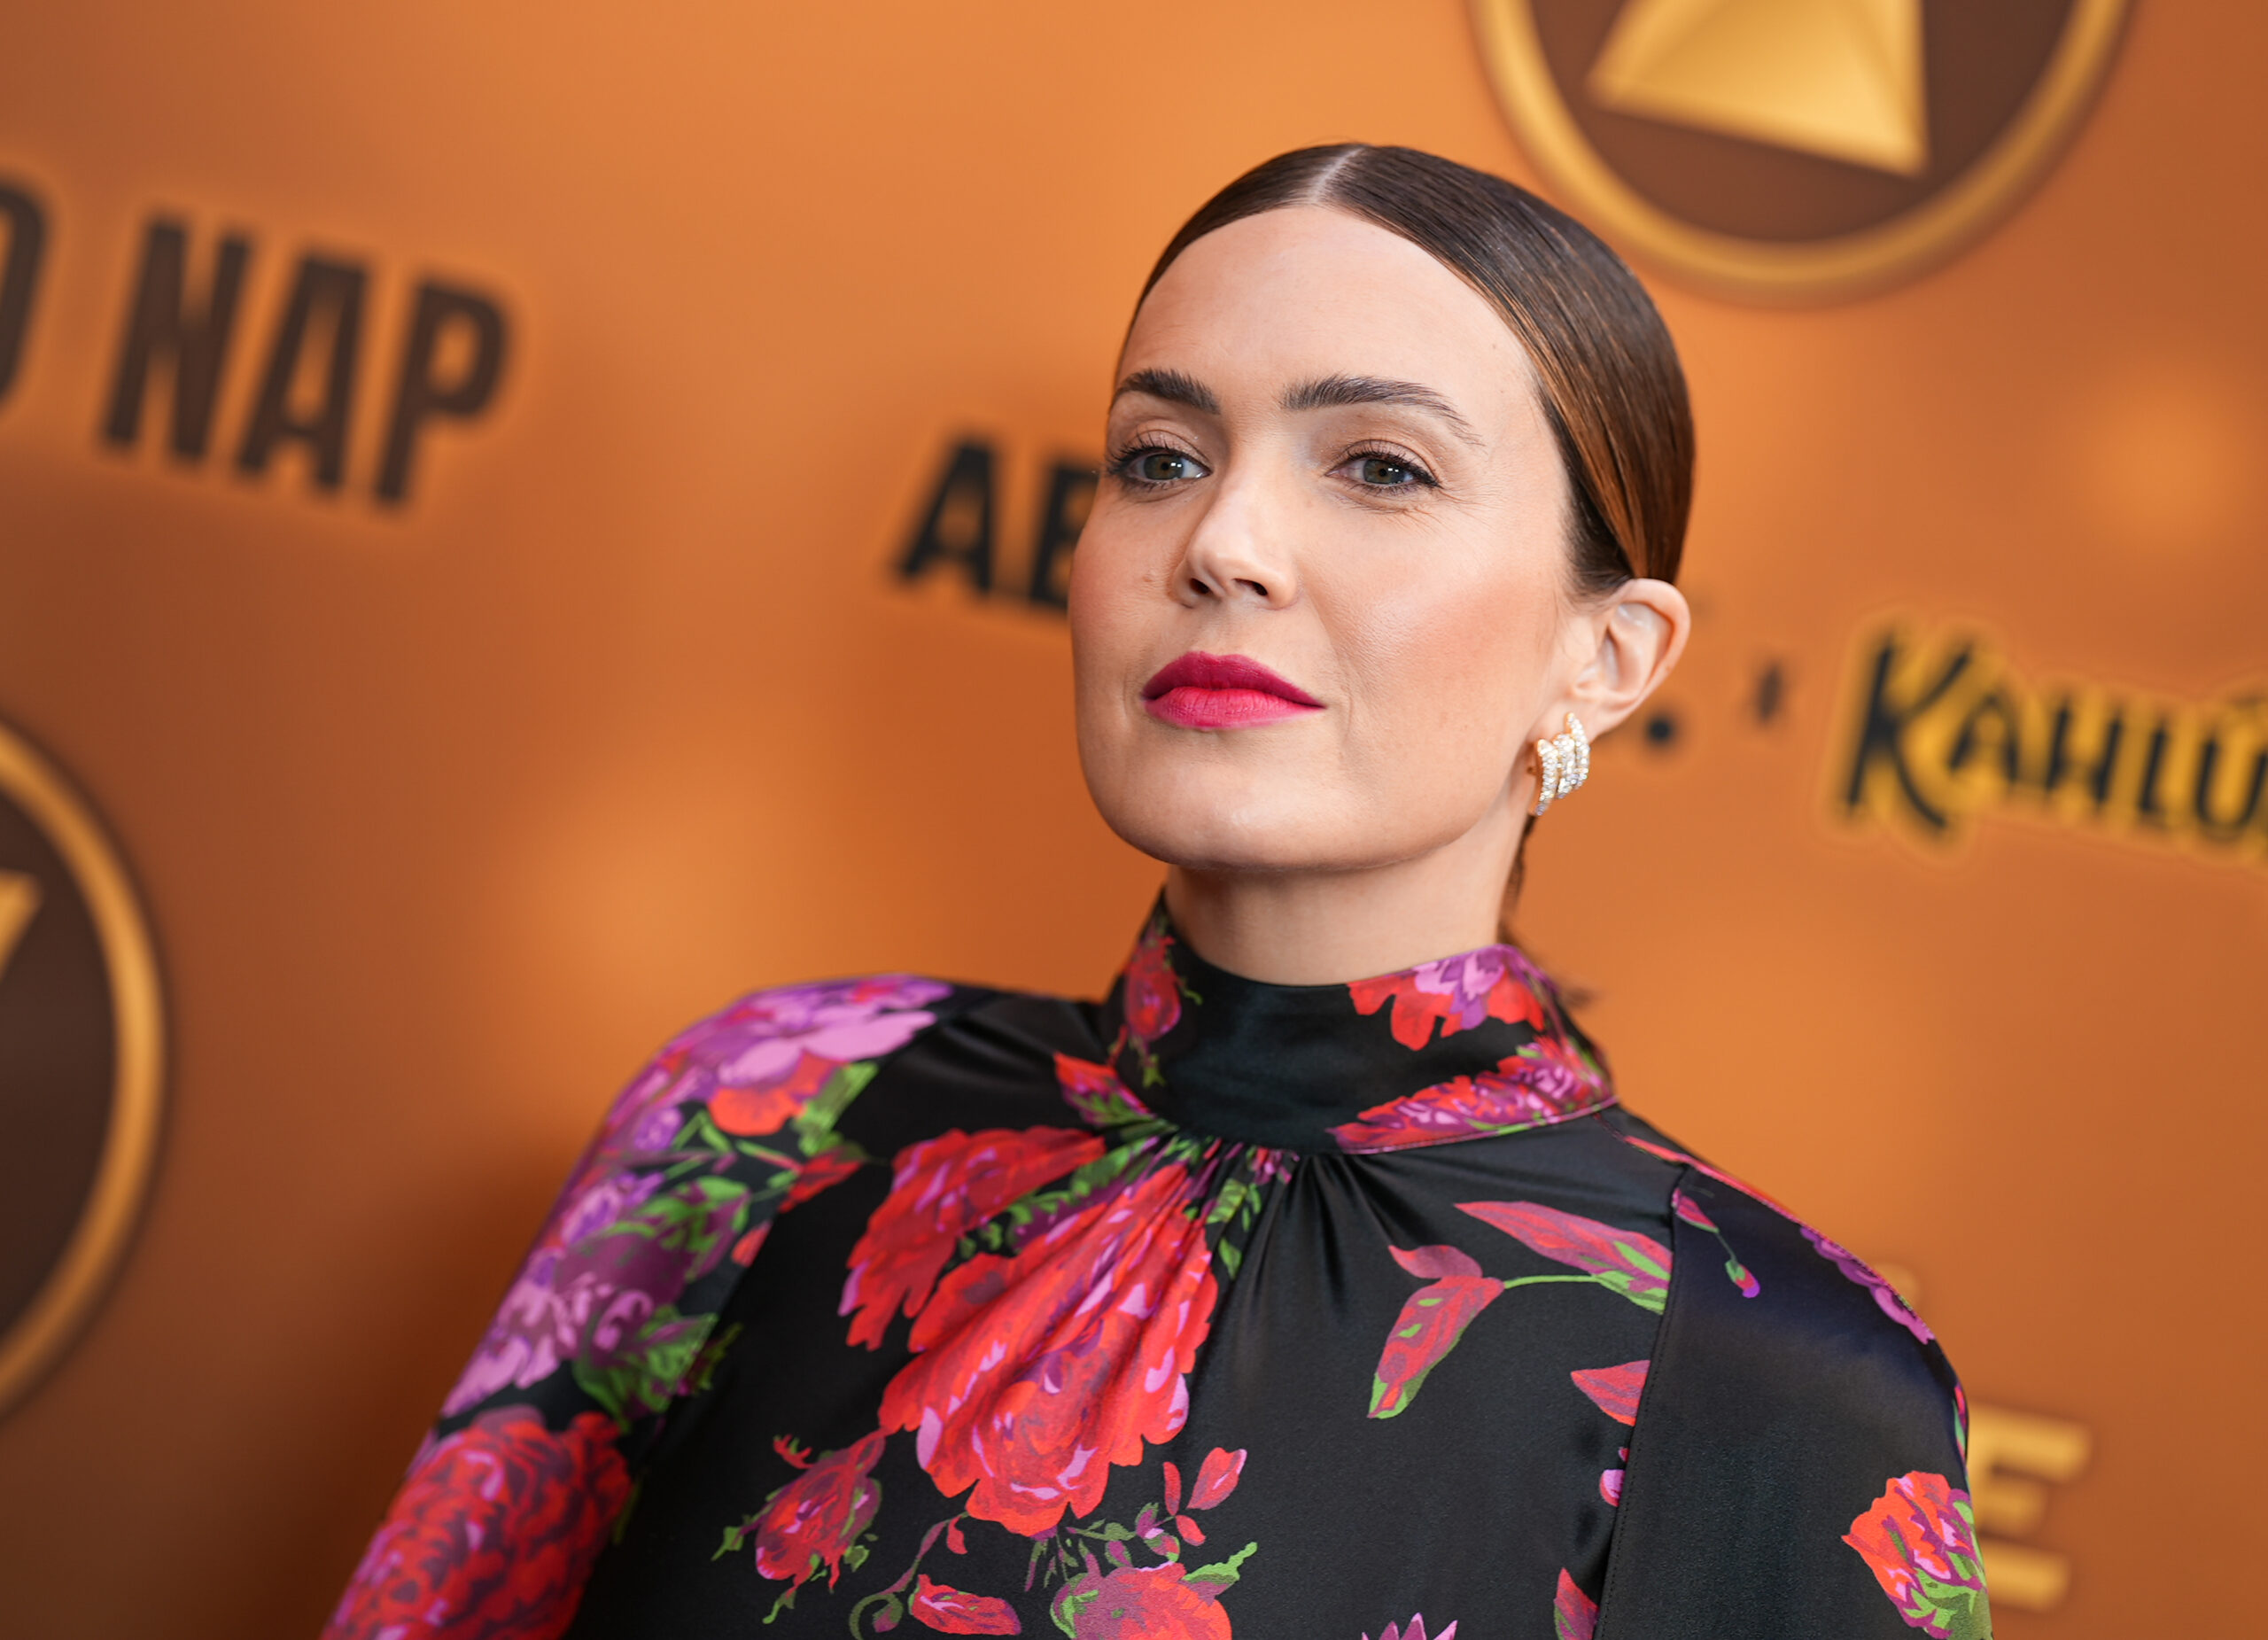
[582,976,949,1165]
[441,1170,661,1413]
[447,978,953,1415]
[1415,948,1531,1026]
[1804,1226,1935,1345]
[586,1058,685,1164]
[442,1176,718,1417]
[628,1095,687,1154]
[1332,1040,1609,1153]
[1349,948,1549,1050]
[442,1248,604,1416]
[674,975,951,1090]
[555,1170,665,1247]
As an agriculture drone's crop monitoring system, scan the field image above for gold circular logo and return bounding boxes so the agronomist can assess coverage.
[1472,0,2130,301]
[0,719,164,1418]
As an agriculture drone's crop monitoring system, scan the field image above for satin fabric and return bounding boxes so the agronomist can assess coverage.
[324,908,1987,1640]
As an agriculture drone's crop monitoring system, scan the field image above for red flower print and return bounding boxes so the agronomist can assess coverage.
[841,1126,1107,1349]
[911,1574,1022,1634]
[1348,949,1549,1050]
[784,1145,865,1210]
[1458,1201,1672,1312]
[1122,920,1184,1045]
[1569,1360,1648,1426]
[724,1430,886,1596]
[1056,1563,1231,1640]
[1366,1619,1457,1640]
[1843,1473,1990,1639]
[711,1049,834,1137]
[1369,1246,1505,1418]
[1552,1570,1597,1640]
[322,1406,629,1640]
[1055,1053,1155,1127]
[1158,1445,1244,1543]
[1186,1446,1246,1511]
[1331,1041,1609,1153]
[878,1162,1217,1535]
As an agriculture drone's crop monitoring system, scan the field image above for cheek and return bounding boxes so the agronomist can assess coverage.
[1066,505,1166,727]
[1065,512,1125,625]
[1337,557,1560,766]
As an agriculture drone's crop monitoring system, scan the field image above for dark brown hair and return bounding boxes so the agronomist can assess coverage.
[1139,144,1694,592]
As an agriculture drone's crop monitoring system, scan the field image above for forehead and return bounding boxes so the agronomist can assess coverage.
[1122,206,1534,404]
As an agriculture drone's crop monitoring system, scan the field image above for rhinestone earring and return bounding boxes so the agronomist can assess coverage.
[1532,713,1590,817]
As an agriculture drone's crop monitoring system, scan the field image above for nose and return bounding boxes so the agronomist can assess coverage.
[1171,467,1301,610]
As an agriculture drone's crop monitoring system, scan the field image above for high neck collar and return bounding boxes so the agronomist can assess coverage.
[1092,901,1616,1154]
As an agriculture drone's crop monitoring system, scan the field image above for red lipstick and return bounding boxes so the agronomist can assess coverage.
[1141,651,1324,730]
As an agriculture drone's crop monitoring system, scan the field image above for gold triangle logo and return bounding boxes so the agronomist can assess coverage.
[1588,0,1930,177]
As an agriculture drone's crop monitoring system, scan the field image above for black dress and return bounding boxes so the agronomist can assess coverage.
[324,906,1991,1640]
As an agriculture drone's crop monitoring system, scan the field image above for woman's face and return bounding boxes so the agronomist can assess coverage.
[1072,206,1649,877]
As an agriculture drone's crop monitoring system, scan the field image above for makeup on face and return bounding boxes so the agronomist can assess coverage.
[1141,651,1325,731]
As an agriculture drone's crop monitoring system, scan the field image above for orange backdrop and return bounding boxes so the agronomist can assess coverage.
[0,4,2259,1636]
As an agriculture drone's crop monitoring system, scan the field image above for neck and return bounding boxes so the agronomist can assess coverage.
[1162,798,1524,984]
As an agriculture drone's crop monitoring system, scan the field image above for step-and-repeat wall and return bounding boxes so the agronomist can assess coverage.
[0,4,2257,1635]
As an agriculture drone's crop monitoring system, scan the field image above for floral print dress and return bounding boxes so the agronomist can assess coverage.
[325,907,1989,1640]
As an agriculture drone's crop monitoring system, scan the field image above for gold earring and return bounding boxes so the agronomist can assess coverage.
[1532,713,1590,817]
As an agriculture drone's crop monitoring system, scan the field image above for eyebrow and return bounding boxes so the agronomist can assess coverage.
[1112,368,1220,414]
[1111,368,1481,447]
[1281,374,1482,445]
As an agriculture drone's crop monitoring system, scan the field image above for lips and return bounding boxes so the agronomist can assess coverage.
[1141,651,1324,730]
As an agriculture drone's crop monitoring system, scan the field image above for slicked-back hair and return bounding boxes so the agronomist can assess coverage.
[1138,144,1693,593]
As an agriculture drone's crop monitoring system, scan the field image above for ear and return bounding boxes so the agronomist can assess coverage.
[1542,578,1690,740]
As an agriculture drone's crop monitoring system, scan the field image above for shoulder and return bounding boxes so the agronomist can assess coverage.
[659,973,980,1084]
[591,975,1117,1169]
[329,976,1020,1639]
[1561,1106,1955,1421]
[1598,1108,1949,1389]
[1595,1109,1984,1639]
[588,975,997,1150]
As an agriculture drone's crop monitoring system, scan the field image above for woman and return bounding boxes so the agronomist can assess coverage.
[326,147,1986,1640]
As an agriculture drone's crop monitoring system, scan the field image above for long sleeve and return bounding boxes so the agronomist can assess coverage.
[319,977,967,1640]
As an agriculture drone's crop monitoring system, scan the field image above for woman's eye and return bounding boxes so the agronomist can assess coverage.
[1132,449,1203,484]
[1355,455,1425,488]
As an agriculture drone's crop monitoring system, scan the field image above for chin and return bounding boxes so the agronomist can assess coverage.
[1096,792,1396,875]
